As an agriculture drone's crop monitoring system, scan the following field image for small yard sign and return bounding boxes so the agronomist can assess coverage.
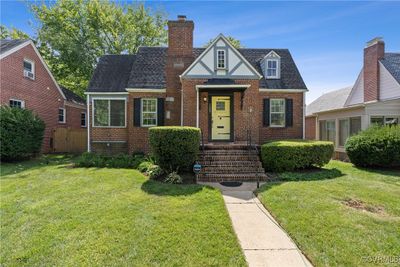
[193,163,202,174]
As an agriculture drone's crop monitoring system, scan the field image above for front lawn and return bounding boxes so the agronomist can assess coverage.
[1,156,246,266]
[257,161,400,267]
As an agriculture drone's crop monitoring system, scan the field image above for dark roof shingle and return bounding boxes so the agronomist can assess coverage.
[380,53,400,84]
[87,46,307,92]
[61,86,85,105]
[127,47,167,89]
[0,39,29,55]
[87,55,136,92]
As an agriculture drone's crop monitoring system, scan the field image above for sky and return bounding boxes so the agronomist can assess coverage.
[1,0,400,104]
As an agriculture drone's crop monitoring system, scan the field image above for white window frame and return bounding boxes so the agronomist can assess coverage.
[80,112,87,127]
[141,98,158,127]
[91,97,127,128]
[266,59,279,79]
[58,108,66,123]
[217,49,226,69]
[9,99,25,108]
[23,58,35,80]
[270,98,285,127]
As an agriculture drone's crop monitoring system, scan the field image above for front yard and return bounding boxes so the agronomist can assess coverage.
[257,161,400,267]
[0,156,246,266]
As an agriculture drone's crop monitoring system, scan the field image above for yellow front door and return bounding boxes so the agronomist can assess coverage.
[211,96,231,140]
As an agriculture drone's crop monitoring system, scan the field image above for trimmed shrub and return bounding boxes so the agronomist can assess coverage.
[345,125,400,168]
[75,152,145,168]
[0,106,45,161]
[149,126,200,172]
[164,171,183,184]
[261,140,334,172]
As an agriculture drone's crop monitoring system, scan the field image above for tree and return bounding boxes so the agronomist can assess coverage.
[29,0,167,96]
[0,25,30,40]
[204,36,243,49]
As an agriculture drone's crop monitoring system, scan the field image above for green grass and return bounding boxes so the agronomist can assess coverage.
[257,160,400,267]
[1,156,246,266]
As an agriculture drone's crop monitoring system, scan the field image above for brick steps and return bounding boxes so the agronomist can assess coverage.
[197,144,267,182]
[197,173,267,182]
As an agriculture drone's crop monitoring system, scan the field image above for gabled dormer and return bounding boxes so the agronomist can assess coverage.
[261,50,281,79]
[181,34,261,79]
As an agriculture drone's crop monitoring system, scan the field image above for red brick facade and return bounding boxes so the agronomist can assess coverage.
[0,42,86,153]
[363,39,384,102]
[305,116,316,140]
[88,17,305,154]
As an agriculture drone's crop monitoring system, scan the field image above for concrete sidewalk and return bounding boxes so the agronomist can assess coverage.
[200,182,313,267]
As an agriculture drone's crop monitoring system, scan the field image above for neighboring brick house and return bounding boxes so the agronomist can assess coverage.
[86,16,307,154]
[0,39,86,153]
[306,38,400,159]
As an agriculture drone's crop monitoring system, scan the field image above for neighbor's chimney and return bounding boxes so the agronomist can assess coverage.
[363,37,385,102]
[167,15,194,56]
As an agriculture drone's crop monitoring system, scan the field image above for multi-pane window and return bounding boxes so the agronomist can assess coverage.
[216,101,225,111]
[270,99,285,127]
[370,116,399,126]
[93,99,125,127]
[81,112,86,127]
[339,117,361,146]
[58,108,66,123]
[320,120,336,145]
[9,99,24,108]
[23,59,35,79]
[141,98,157,127]
[266,59,278,78]
[217,50,226,69]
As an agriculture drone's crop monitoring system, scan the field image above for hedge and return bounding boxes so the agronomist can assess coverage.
[345,125,400,168]
[0,106,45,161]
[261,140,334,172]
[149,126,200,172]
[75,152,145,168]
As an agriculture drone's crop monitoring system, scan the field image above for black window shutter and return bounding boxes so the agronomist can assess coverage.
[157,98,165,126]
[263,98,270,127]
[134,98,141,127]
[285,98,293,127]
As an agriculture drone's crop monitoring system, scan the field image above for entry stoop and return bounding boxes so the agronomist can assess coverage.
[197,144,268,182]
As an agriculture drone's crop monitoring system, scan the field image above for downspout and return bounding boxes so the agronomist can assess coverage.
[196,87,199,128]
[180,75,184,126]
[181,88,184,126]
[303,91,306,139]
[86,94,91,152]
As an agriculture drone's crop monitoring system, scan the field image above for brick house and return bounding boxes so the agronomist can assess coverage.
[306,38,400,160]
[0,39,86,153]
[86,15,307,155]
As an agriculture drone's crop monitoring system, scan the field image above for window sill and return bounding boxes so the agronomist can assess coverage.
[92,126,127,128]
[269,125,285,128]
[58,121,66,124]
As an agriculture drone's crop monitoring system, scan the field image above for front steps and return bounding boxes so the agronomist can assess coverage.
[197,144,268,182]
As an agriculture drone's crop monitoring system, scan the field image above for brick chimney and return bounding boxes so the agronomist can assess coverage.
[165,15,195,126]
[167,15,194,56]
[363,37,385,102]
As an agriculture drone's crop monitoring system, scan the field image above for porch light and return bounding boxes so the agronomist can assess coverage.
[203,97,207,102]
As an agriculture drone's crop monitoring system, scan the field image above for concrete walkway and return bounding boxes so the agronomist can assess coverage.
[200,182,313,267]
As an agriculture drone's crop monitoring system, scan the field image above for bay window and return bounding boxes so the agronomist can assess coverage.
[93,99,126,127]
